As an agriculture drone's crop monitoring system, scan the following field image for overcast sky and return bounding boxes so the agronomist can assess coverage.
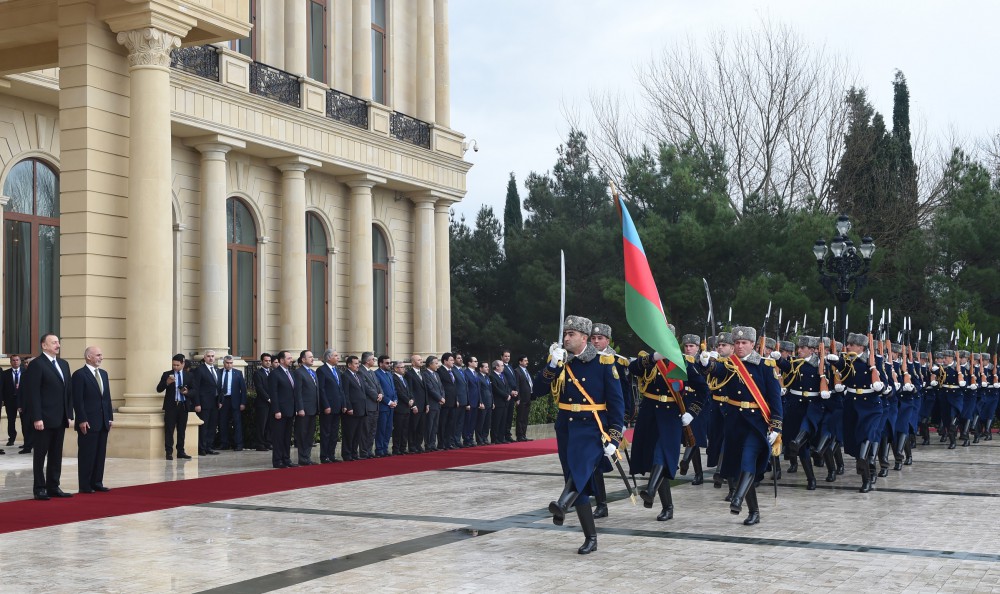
[448,0,1000,221]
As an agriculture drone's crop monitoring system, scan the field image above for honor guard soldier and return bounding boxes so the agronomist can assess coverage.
[937,350,962,449]
[978,353,999,442]
[957,350,976,447]
[705,332,734,490]
[917,352,936,446]
[776,336,823,490]
[893,345,920,468]
[828,332,883,492]
[679,334,710,486]
[588,322,632,519]
[534,315,624,554]
[875,346,899,478]
[699,326,782,525]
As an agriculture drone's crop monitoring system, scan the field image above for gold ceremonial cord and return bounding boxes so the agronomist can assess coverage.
[563,364,613,446]
[781,358,807,389]
[840,353,859,381]
[706,357,737,391]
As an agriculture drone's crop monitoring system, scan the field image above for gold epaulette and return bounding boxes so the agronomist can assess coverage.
[764,358,777,367]
[615,354,629,365]
[600,354,615,365]
[684,354,695,363]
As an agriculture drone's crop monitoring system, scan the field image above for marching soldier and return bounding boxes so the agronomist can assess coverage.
[893,345,920,468]
[828,333,882,493]
[776,336,823,490]
[534,315,624,554]
[705,332,735,491]
[588,322,632,519]
[938,350,962,449]
[957,350,976,447]
[679,334,709,486]
[699,326,782,525]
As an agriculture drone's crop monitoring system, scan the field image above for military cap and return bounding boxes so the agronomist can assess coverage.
[891,343,902,354]
[821,337,831,349]
[958,349,970,358]
[681,334,701,346]
[706,336,718,349]
[846,332,868,348]
[564,315,592,336]
[796,335,818,349]
[764,337,776,350]
[779,340,795,352]
[668,323,676,334]
[717,332,734,345]
[731,326,756,343]
[591,323,612,339]
[981,353,991,359]
[940,349,955,358]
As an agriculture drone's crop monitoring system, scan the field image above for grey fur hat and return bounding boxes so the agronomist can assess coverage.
[591,323,612,339]
[681,334,701,346]
[564,315,592,336]
[731,326,756,343]
[846,332,869,348]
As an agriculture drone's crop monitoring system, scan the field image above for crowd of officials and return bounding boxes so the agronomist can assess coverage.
[158,348,539,468]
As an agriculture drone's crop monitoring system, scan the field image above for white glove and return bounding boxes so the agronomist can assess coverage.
[894,382,901,391]
[872,381,884,392]
[993,382,1000,389]
[781,387,788,396]
[932,365,940,372]
[970,383,978,390]
[680,412,693,426]
[767,431,778,446]
[982,382,988,388]
[959,380,967,387]
[710,351,719,360]
[652,352,665,361]
[883,387,893,395]
[826,354,840,362]
[770,351,781,359]
[820,390,831,399]
[699,352,711,367]
[930,380,938,387]
[834,383,845,392]
[902,383,913,392]
[548,343,566,368]
[603,443,617,457]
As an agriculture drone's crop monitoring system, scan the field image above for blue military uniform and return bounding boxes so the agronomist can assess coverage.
[704,332,734,488]
[776,335,823,489]
[938,352,963,448]
[829,332,882,492]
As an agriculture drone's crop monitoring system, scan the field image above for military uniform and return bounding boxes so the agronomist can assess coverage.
[917,354,936,445]
[958,351,978,446]
[829,333,882,493]
[588,322,632,519]
[678,334,711,486]
[776,336,823,490]
[875,347,899,478]
[892,346,920,468]
[938,351,963,449]
[977,355,999,441]
[705,332,733,488]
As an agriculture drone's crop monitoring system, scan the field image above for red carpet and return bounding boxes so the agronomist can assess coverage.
[0,439,557,534]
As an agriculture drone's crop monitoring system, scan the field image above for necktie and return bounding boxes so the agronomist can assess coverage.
[285,367,294,388]
[13,370,18,390]
[331,366,340,385]
[449,369,455,382]
[94,368,103,394]
[52,357,63,380]
[176,372,184,401]
[224,370,231,395]
[524,367,533,389]
[309,369,317,385]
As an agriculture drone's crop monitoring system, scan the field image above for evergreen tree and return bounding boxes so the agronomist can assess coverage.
[502,172,522,252]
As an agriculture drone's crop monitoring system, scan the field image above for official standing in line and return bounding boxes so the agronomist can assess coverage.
[252,353,273,451]
[476,361,493,445]
[341,355,368,461]
[72,346,113,494]
[462,356,482,447]
[374,355,398,457]
[268,350,297,468]
[391,360,414,455]
[294,350,320,465]
[514,355,534,442]
[489,360,511,444]
[453,353,470,448]
[158,354,192,460]
[501,350,518,443]
[3,355,26,452]
[317,349,345,463]
[217,355,247,451]
[422,356,445,451]
[405,355,428,453]
[359,353,382,458]
[437,353,459,450]
[1,355,13,450]
[23,333,74,500]
[534,316,625,554]
[192,350,221,456]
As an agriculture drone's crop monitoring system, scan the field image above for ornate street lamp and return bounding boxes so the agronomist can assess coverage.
[813,215,875,344]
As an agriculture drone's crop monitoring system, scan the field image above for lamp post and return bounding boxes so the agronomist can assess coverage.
[812,214,875,345]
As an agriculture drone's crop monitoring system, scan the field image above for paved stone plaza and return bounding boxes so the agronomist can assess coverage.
[1,427,999,593]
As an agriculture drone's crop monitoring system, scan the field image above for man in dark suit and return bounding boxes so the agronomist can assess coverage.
[317,349,345,463]
[501,350,518,443]
[358,352,382,458]
[252,353,273,451]
[341,355,368,461]
[489,359,512,444]
[437,352,459,450]
[192,350,221,456]
[391,361,413,455]
[423,356,445,451]
[3,355,24,451]
[462,356,481,447]
[218,355,248,451]
[72,346,113,493]
[294,350,320,465]
[374,355,398,457]
[22,333,74,500]
[157,354,192,460]
[476,361,493,445]
[405,355,427,452]
[268,350,297,468]
[453,353,470,448]
[515,355,535,441]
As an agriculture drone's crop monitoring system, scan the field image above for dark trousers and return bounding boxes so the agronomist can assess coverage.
[3,400,16,442]
[270,416,292,467]
[319,412,340,460]
[342,414,361,459]
[254,400,271,447]
[476,407,491,444]
[198,404,219,452]
[425,407,441,449]
[295,414,316,464]
[218,402,244,448]
[33,426,65,491]
[362,412,377,456]
[503,399,516,440]
[453,406,467,446]
[491,402,508,442]
[409,410,426,451]
[439,405,456,448]
[463,407,477,444]
[392,411,410,453]
[515,399,532,439]
[376,409,393,455]
[164,404,189,454]
[77,427,108,489]
[20,412,34,450]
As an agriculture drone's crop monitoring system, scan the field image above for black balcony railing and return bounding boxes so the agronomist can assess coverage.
[249,62,301,108]
[326,89,368,130]
[390,111,431,149]
[169,45,220,81]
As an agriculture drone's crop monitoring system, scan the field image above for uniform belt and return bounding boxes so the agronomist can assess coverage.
[557,403,607,412]
[685,387,695,393]
[642,392,676,403]
[848,388,874,395]
[712,394,728,403]
[942,385,959,389]
[789,389,818,397]
[725,399,760,409]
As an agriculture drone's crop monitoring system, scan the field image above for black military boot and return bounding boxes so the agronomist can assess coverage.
[919,421,930,446]
[729,472,754,514]
[948,423,958,449]
[892,432,906,471]
[656,479,674,521]
[724,483,736,502]
[549,480,579,526]
[691,449,704,485]
[823,448,837,482]
[877,436,891,477]
[971,415,981,444]
[834,444,845,475]
[857,441,872,493]
[787,456,798,474]
[961,419,972,447]
[800,451,817,490]
[575,504,598,555]
[640,465,665,509]
[593,473,609,519]
[743,485,760,525]
[787,429,809,457]
[679,446,693,475]
[903,439,913,466]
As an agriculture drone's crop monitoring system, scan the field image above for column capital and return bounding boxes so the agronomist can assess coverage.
[435,196,458,213]
[268,156,322,173]
[184,135,246,156]
[407,190,447,205]
[338,173,388,189]
[115,27,183,68]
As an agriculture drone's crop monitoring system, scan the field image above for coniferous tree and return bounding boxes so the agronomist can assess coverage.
[502,172,522,252]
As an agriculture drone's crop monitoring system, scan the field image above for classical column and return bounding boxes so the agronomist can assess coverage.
[416,0,435,122]
[186,136,245,357]
[270,157,320,352]
[410,194,437,357]
[340,174,386,354]
[116,26,186,410]
[433,0,450,127]
[434,198,456,352]
[284,0,307,76]
[352,0,373,100]
[333,0,353,93]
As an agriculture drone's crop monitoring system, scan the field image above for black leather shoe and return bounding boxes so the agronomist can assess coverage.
[79,488,95,494]
[255,446,269,451]
[593,503,608,519]
[5,438,13,446]
[234,447,244,452]
[93,485,111,492]
[166,453,174,460]
[743,511,760,525]
[177,452,192,459]
[51,488,73,498]
[19,448,31,454]
[285,463,299,468]
[656,505,674,522]
[207,450,220,455]
[33,489,49,501]
[320,458,332,464]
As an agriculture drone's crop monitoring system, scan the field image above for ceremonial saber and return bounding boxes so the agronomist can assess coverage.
[557,250,565,345]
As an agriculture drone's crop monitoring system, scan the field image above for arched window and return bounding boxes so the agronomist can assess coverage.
[3,158,59,355]
[306,212,328,356]
[227,198,258,357]
[372,226,389,355]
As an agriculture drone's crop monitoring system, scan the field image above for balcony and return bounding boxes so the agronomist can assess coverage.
[326,89,368,130]
[390,112,431,149]
[249,62,301,108]
[169,45,220,82]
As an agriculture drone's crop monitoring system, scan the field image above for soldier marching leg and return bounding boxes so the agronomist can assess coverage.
[691,448,704,485]
[592,473,608,519]
[823,447,837,482]
[877,435,891,478]
[892,432,906,471]
[729,471,754,515]
[799,449,817,490]
[961,418,972,447]
[575,502,598,555]
[549,480,579,526]
[679,446,693,475]
[743,484,760,526]
[713,452,724,489]
[640,465,665,510]
[948,418,958,449]
[903,436,913,466]
[656,479,673,521]
[857,440,873,493]
[834,443,845,475]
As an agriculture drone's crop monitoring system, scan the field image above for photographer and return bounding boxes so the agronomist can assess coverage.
[157,354,192,460]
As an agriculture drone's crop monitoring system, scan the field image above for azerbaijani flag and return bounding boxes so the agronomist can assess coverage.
[616,194,687,380]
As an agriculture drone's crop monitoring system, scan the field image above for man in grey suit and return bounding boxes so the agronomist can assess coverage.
[295,350,320,465]
[423,356,445,451]
[358,352,382,458]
